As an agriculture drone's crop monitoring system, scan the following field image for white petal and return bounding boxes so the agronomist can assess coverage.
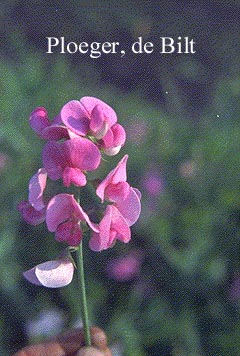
[24,258,74,288]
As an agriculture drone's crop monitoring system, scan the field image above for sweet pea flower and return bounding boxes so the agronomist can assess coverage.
[42,137,101,187]
[18,168,48,225]
[96,154,141,226]
[30,107,70,140]
[99,123,126,156]
[61,96,118,139]
[28,168,48,211]
[89,156,141,251]
[89,205,131,251]
[17,200,46,226]
[46,194,98,246]
[23,257,74,288]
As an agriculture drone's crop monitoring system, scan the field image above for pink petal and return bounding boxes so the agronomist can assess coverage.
[101,128,114,148]
[62,167,86,187]
[90,105,105,132]
[96,155,128,202]
[46,193,98,233]
[18,201,46,225]
[23,258,74,288]
[101,124,126,156]
[115,187,141,226]
[104,182,130,203]
[80,96,117,128]
[133,188,142,200]
[46,194,81,232]
[111,123,126,146]
[110,205,131,243]
[103,145,122,156]
[89,206,112,251]
[89,205,130,252]
[42,141,67,180]
[61,100,89,136]
[28,168,47,211]
[43,139,101,182]
[42,125,69,141]
[55,221,82,246]
[29,107,49,137]
[63,137,101,171]
[89,232,102,252]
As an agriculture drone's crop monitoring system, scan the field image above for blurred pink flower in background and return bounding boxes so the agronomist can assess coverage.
[142,170,164,197]
[106,250,143,282]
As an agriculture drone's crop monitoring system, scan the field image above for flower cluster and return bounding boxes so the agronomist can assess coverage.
[18,96,141,287]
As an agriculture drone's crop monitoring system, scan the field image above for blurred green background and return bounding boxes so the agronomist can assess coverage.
[1,1,240,355]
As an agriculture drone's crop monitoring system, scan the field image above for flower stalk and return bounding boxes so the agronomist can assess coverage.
[76,240,91,346]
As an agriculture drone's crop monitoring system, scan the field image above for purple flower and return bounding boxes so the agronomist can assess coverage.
[29,107,69,140]
[89,205,131,251]
[46,193,98,246]
[89,155,141,251]
[61,96,117,138]
[42,137,101,187]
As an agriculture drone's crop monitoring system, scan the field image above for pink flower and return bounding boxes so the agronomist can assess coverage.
[46,194,98,246]
[89,156,141,251]
[61,97,126,155]
[17,168,47,225]
[42,137,101,187]
[28,168,48,211]
[61,96,118,139]
[89,205,131,251]
[30,107,69,140]
[18,168,48,225]
[23,258,74,288]
[106,251,143,282]
[17,201,46,226]
[99,123,126,156]
[96,154,141,226]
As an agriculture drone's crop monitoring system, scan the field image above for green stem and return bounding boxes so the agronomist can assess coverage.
[76,240,91,346]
